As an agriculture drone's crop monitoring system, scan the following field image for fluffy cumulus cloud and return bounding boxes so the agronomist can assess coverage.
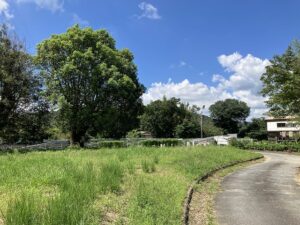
[143,53,271,118]
[0,0,13,20]
[138,2,161,20]
[16,0,64,12]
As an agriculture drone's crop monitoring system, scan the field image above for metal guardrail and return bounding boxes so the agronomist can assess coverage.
[0,140,70,151]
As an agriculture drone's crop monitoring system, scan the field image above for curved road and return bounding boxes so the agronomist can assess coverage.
[215,152,300,225]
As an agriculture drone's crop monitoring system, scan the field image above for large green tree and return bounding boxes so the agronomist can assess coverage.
[209,99,250,134]
[140,98,223,138]
[140,97,187,138]
[0,25,49,144]
[36,25,144,146]
[261,43,300,116]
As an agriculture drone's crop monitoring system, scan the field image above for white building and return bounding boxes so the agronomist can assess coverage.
[265,116,300,140]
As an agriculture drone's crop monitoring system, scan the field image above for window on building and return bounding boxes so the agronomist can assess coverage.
[287,123,297,127]
[277,123,286,128]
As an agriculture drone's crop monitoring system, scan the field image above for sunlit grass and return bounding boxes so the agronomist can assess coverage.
[0,146,260,225]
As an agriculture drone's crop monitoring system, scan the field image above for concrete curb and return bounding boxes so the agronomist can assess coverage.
[182,155,264,225]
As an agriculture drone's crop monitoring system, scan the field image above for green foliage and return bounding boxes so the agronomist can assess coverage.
[141,97,222,138]
[201,115,224,137]
[96,140,126,148]
[140,139,183,147]
[238,118,268,140]
[175,118,201,138]
[140,97,187,138]
[36,25,144,146]
[231,139,300,152]
[261,42,300,116]
[126,129,143,138]
[0,25,50,144]
[209,99,250,134]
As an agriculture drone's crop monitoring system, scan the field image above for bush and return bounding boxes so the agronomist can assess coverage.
[231,139,300,152]
[140,139,183,147]
[230,138,253,149]
[97,141,126,148]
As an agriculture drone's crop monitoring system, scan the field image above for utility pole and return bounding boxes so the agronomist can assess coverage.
[200,105,205,139]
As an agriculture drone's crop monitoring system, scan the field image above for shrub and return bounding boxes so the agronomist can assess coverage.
[231,139,300,152]
[97,141,126,148]
[230,138,253,149]
[140,139,183,147]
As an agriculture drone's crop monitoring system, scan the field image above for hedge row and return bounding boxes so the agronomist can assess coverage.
[140,139,183,147]
[230,139,300,152]
[1,139,185,153]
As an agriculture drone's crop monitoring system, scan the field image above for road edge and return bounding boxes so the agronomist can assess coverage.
[182,155,264,225]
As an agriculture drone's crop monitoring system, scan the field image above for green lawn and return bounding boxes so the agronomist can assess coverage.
[0,146,261,225]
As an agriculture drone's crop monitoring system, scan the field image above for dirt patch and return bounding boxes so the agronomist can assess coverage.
[189,176,218,225]
[188,159,264,225]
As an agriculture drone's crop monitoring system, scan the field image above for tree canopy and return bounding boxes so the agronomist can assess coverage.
[140,97,223,138]
[140,97,187,138]
[36,25,144,146]
[261,42,300,117]
[209,99,250,134]
[0,25,49,144]
[238,118,267,140]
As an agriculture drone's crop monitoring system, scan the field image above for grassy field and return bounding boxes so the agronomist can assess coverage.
[0,146,260,225]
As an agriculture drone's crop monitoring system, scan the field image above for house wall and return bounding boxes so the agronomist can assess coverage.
[267,121,300,132]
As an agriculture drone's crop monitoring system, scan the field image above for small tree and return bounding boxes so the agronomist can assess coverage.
[209,99,250,134]
[36,25,144,146]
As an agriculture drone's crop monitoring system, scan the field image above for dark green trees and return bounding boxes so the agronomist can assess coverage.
[140,98,223,138]
[140,98,187,138]
[238,118,267,140]
[209,99,250,134]
[36,25,144,146]
[261,43,300,116]
[0,25,49,144]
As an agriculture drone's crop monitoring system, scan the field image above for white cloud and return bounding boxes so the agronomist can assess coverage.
[72,13,89,27]
[0,0,13,20]
[143,79,233,114]
[16,0,64,12]
[138,2,161,20]
[170,60,189,69]
[143,53,271,119]
[179,61,187,67]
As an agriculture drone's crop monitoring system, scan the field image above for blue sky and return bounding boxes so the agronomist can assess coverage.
[1,0,300,117]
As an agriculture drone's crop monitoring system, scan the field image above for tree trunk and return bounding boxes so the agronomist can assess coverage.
[70,130,85,147]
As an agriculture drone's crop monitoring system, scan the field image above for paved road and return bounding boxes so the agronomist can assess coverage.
[215,152,300,225]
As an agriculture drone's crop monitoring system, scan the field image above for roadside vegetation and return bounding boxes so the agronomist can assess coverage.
[231,139,300,152]
[0,146,260,225]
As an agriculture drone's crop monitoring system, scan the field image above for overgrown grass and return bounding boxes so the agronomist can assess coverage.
[0,146,261,225]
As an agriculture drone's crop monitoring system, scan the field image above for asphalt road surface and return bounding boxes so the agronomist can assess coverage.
[215,152,300,225]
